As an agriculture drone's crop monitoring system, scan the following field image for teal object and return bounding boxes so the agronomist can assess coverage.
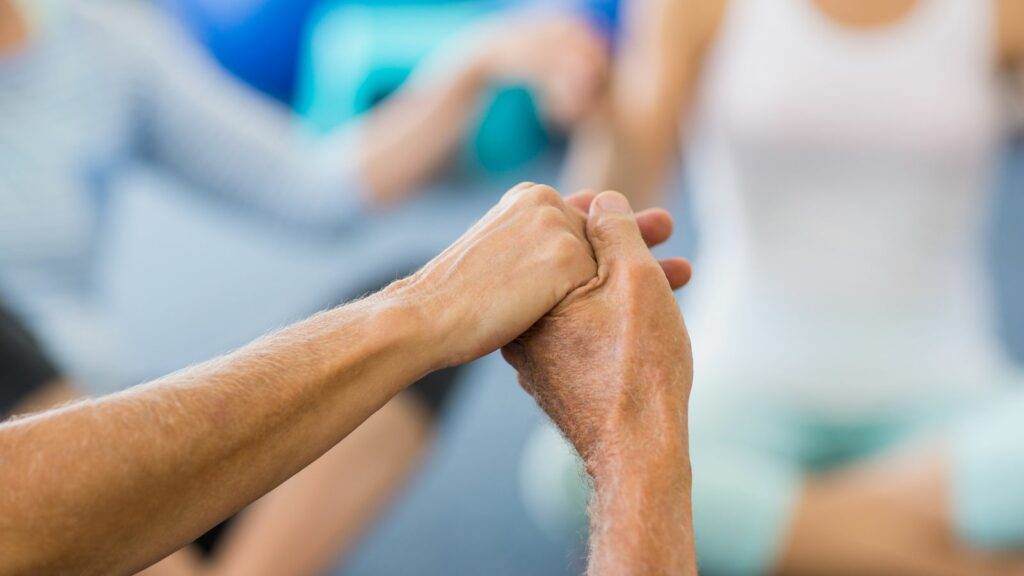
[296,1,550,175]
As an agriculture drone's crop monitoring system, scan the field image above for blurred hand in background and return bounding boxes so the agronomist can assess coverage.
[471,12,609,128]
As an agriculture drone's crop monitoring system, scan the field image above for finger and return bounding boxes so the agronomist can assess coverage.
[586,191,652,264]
[560,191,597,252]
[572,192,676,248]
[635,208,674,248]
[564,190,597,213]
[659,258,692,290]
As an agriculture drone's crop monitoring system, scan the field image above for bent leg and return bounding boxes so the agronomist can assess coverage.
[951,390,1024,549]
[775,446,1022,576]
[688,388,805,576]
[205,393,436,576]
[777,405,1024,576]
[690,437,802,575]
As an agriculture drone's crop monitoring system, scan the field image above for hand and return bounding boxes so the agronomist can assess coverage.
[381,183,593,369]
[385,184,687,372]
[471,13,609,127]
[501,191,693,472]
[502,191,696,576]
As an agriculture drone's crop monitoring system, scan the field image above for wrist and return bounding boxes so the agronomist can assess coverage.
[589,417,691,494]
[344,285,450,383]
[420,24,495,96]
[587,411,696,576]
[587,382,691,486]
[372,276,466,373]
[448,17,517,90]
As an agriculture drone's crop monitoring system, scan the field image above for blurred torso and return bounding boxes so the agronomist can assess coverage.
[0,0,134,273]
[685,0,1012,416]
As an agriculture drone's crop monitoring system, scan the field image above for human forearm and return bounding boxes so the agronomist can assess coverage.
[587,395,696,576]
[355,51,489,205]
[564,98,676,211]
[502,191,695,575]
[357,14,607,206]
[206,396,433,576]
[0,295,440,576]
[0,184,601,576]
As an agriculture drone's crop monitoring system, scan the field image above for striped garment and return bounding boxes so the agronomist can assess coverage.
[0,0,363,387]
[0,0,362,265]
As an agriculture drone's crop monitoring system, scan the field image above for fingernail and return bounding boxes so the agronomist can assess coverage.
[596,193,631,214]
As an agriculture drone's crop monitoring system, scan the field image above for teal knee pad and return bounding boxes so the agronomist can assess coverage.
[690,438,801,575]
[951,392,1024,549]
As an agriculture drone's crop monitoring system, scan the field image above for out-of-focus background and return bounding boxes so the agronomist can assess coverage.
[1,0,1022,574]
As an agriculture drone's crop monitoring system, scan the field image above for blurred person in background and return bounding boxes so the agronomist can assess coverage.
[0,0,606,574]
[556,0,1024,574]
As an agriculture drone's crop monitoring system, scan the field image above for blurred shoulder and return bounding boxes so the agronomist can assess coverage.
[68,0,190,58]
[998,0,1024,67]
[658,0,728,50]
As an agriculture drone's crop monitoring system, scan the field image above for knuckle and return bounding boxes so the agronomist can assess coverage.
[549,234,581,261]
[501,183,530,204]
[546,235,588,272]
[621,258,662,283]
[535,205,568,231]
[521,184,562,207]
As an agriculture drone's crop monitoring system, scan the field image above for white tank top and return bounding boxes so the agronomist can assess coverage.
[684,0,1012,417]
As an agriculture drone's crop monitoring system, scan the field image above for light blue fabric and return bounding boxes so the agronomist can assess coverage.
[159,0,322,103]
[0,0,364,390]
[952,392,1024,548]
[686,385,993,575]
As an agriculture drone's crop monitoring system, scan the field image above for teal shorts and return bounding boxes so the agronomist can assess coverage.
[688,377,1024,575]
[522,375,1024,575]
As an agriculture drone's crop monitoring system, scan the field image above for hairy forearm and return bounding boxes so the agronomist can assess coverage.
[588,414,696,576]
[0,294,438,576]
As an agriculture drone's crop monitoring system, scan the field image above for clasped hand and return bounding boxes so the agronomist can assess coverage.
[388,183,692,474]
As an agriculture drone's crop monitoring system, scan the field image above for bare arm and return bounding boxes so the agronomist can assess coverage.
[356,13,608,205]
[999,0,1024,131]
[588,427,695,576]
[998,0,1024,69]
[0,299,439,576]
[100,3,605,220]
[204,396,433,576]
[565,0,724,208]
[504,191,696,575]
[0,183,604,576]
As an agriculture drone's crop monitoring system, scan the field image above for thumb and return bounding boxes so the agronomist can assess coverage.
[586,191,652,265]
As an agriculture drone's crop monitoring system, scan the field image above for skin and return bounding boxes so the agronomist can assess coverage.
[570,0,1024,573]
[0,1,607,208]
[6,381,81,417]
[0,0,26,54]
[0,4,605,575]
[778,446,1024,576]
[504,191,695,576]
[0,184,691,576]
[360,13,608,206]
[5,380,434,576]
[199,395,433,576]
